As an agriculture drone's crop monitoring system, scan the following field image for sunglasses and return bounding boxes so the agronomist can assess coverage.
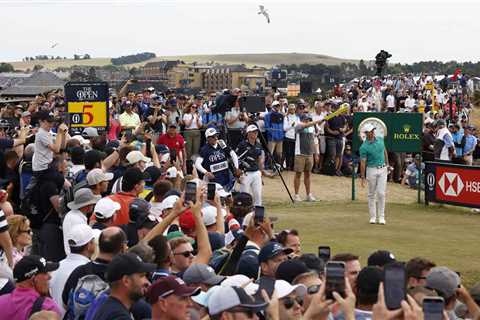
[174,250,194,258]
[20,228,32,235]
[282,296,303,309]
[307,284,321,295]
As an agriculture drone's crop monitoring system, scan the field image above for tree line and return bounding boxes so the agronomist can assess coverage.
[110,52,156,66]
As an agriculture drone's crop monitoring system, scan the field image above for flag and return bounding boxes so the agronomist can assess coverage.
[451,68,462,81]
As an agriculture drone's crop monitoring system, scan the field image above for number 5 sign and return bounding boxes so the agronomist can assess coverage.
[65,82,109,129]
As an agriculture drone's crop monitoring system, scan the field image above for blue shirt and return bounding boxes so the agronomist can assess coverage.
[452,131,464,156]
[464,135,478,155]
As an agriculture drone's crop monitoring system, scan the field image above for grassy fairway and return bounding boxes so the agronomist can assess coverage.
[267,200,479,287]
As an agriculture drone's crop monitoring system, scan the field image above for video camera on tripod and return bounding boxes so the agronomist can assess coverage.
[375,50,392,76]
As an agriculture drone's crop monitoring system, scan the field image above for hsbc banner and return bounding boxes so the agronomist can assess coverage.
[425,162,480,208]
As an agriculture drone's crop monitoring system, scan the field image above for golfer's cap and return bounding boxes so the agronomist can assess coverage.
[83,127,99,138]
[246,125,259,133]
[367,250,396,267]
[205,127,218,138]
[161,195,180,211]
[363,123,376,133]
[183,263,226,286]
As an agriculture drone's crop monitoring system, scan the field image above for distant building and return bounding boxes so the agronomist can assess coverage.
[142,60,183,79]
[0,71,66,98]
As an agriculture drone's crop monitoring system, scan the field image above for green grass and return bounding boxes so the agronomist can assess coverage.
[268,200,480,288]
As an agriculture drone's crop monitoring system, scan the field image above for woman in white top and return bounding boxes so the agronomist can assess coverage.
[283,104,298,170]
[182,103,203,160]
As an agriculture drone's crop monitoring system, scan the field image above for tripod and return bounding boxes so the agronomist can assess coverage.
[248,114,294,204]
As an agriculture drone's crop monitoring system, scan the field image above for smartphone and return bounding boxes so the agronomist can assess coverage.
[170,149,177,163]
[207,183,216,201]
[186,159,194,175]
[254,206,265,225]
[254,276,275,300]
[384,262,407,310]
[318,246,331,262]
[184,182,197,204]
[423,297,444,320]
[325,261,345,300]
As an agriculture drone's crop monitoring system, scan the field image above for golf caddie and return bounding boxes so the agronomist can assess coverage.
[359,124,389,225]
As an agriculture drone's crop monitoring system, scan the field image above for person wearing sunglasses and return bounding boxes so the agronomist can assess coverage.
[275,280,307,320]
[292,271,322,312]
[6,214,32,267]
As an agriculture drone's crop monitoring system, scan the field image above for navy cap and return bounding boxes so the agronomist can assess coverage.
[367,250,396,267]
[275,259,310,283]
[258,242,293,263]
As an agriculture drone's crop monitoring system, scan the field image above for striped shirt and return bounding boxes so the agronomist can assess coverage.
[0,210,7,233]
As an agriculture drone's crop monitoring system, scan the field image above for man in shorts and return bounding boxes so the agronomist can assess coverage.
[293,113,323,202]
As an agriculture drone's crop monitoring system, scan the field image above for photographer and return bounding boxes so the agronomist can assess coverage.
[264,101,285,170]
[225,90,247,147]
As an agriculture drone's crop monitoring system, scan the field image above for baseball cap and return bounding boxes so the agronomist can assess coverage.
[67,188,101,210]
[146,276,201,305]
[183,263,226,286]
[83,127,99,137]
[71,135,90,146]
[221,274,259,295]
[202,206,218,227]
[258,242,293,263]
[246,124,259,133]
[192,286,221,307]
[94,197,121,219]
[208,286,268,316]
[179,210,196,234]
[233,192,253,208]
[363,123,376,133]
[271,101,280,108]
[86,168,114,186]
[357,266,384,296]
[14,255,59,283]
[275,259,310,284]
[21,111,31,117]
[367,250,396,267]
[145,166,162,186]
[129,198,152,222]
[298,254,325,275]
[426,266,460,299]
[136,211,159,230]
[106,253,156,282]
[122,167,150,190]
[275,280,307,299]
[161,195,180,212]
[205,128,218,138]
[127,150,151,165]
[67,224,95,247]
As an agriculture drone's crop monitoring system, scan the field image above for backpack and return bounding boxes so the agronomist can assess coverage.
[208,247,232,274]
[65,274,110,320]
[59,173,88,218]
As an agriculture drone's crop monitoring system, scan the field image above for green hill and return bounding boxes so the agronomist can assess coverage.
[8,52,359,71]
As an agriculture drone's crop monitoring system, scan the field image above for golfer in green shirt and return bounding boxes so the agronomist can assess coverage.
[359,124,389,225]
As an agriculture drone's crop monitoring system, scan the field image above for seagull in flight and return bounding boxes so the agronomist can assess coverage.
[51,43,59,49]
[258,5,270,23]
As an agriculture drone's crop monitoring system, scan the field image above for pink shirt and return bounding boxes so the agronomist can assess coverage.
[0,287,61,319]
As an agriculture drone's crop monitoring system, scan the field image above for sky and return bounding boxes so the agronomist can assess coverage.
[1,0,479,64]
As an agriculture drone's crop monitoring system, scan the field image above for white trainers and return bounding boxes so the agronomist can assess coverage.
[293,194,302,202]
[369,218,376,224]
[306,194,317,202]
[378,219,386,225]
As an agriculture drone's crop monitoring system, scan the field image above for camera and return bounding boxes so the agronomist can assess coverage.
[212,91,238,114]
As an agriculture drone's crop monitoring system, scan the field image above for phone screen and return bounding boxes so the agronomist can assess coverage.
[186,160,194,175]
[423,298,444,320]
[254,206,265,224]
[254,276,275,300]
[185,182,197,204]
[325,261,345,300]
[384,263,406,310]
[318,246,331,261]
[207,183,216,201]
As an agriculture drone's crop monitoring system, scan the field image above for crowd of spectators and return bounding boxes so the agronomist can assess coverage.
[0,72,478,319]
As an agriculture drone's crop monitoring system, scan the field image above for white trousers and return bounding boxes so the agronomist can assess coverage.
[240,170,263,206]
[366,166,388,221]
